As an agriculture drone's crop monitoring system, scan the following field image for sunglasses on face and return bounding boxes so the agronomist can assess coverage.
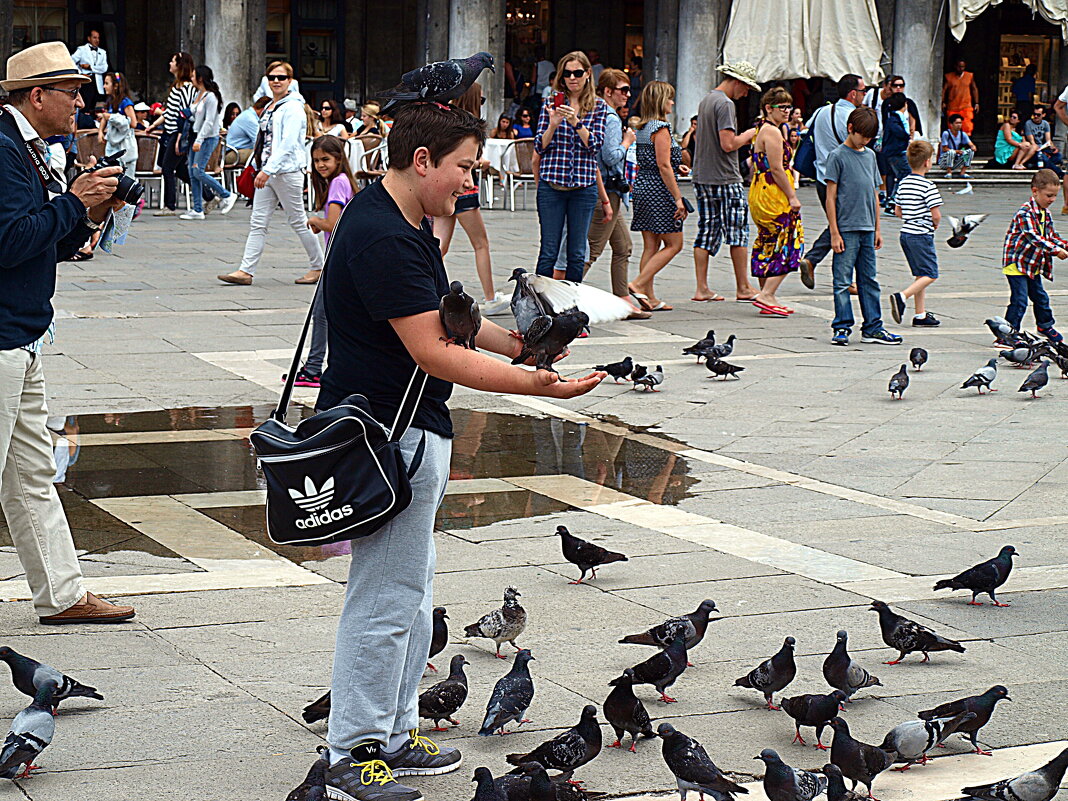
[267,75,289,82]
[561,69,586,79]
[891,82,905,88]
[615,86,631,94]
[771,104,792,110]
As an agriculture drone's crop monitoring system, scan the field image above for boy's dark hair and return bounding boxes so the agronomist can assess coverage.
[252,96,271,111]
[837,74,862,100]
[884,92,906,112]
[387,103,487,170]
[847,106,879,139]
[947,113,963,123]
[1032,168,1060,190]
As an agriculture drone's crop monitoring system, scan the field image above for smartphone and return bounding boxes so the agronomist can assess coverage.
[552,92,566,108]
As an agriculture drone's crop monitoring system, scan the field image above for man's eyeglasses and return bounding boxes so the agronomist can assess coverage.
[615,85,631,94]
[41,86,81,99]
[561,69,586,79]
[266,74,289,82]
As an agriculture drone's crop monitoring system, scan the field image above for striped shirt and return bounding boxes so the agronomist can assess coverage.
[163,81,196,134]
[894,173,942,235]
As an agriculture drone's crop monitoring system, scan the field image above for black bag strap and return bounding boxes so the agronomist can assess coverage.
[829,104,844,146]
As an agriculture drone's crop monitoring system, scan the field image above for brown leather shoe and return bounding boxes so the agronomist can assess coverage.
[217,271,253,285]
[39,592,135,625]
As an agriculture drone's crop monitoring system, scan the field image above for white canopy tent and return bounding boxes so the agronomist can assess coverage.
[950,0,1068,41]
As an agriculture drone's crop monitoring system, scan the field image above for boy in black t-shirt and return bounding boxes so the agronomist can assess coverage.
[316,103,604,801]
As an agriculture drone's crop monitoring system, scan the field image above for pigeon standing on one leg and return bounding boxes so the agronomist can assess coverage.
[628,634,688,703]
[869,601,965,664]
[734,636,797,710]
[479,649,535,736]
[756,748,827,801]
[781,690,848,750]
[419,654,470,731]
[961,746,1068,801]
[378,52,495,113]
[961,358,999,394]
[888,364,909,400]
[1019,360,1050,398]
[506,704,602,777]
[593,357,634,383]
[0,681,56,780]
[918,685,1011,756]
[828,717,896,799]
[604,669,655,752]
[879,712,976,770]
[823,630,882,701]
[439,281,481,350]
[465,586,527,658]
[933,545,1017,606]
[658,722,749,800]
[556,525,628,583]
[0,647,102,709]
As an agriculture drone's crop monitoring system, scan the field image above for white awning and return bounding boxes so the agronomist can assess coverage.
[722,0,885,83]
[950,0,1068,42]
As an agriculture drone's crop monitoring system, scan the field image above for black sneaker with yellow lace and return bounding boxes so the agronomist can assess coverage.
[382,729,462,778]
[325,741,423,801]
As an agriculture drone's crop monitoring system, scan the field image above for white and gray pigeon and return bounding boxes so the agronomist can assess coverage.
[0,646,102,709]
[619,599,719,658]
[478,649,535,736]
[946,213,988,248]
[633,365,664,392]
[464,586,526,658]
[962,746,1068,801]
[378,52,495,113]
[985,316,1016,342]
[508,267,631,335]
[823,630,882,701]
[962,358,999,394]
[879,711,976,769]
[658,722,749,801]
[0,681,56,780]
[756,748,827,801]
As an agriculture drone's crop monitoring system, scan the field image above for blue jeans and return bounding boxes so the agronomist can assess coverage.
[885,153,910,205]
[188,136,230,213]
[536,181,598,281]
[831,230,883,336]
[1005,273,1056,332]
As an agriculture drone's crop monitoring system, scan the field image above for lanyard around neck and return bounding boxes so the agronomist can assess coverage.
[0,108,63,194]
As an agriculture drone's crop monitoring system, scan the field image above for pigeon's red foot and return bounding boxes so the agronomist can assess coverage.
[519,718,532,725]
[14,764,40,779]
[766,702,781,711]
[936,743,947,748]
[607,740,622,749]
[967,601,984,606]
[426,662,438,672]
[974,748,993,756]
[883,659,902,666]
[792,732,807,745]
[815,743,829,751]
[568,580,585,585]
[687,661,695,667]
[920,654,930,664]
[497,729,510,735]
[992,602,1011,607]
[918,755,929,765]
[495,653,508,659]
[892,764,911,772]
[430,726,449,732]
[628,743,637,753]
[659,694,678,704]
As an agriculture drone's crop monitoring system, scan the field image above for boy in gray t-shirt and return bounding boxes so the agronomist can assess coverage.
[826,106,902,346]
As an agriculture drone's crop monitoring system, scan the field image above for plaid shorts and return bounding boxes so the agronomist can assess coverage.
[694,182,750,254]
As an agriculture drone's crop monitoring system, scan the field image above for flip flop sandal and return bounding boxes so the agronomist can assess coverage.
[628,289,654,312]
[68,251,94,262]
[649,301,674,311]
[752,299,780,314]
[759,308,789,317]
[735,296,758,303]
[692,294,726,302]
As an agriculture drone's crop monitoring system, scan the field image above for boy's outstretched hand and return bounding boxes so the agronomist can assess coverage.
[534,370,606,398]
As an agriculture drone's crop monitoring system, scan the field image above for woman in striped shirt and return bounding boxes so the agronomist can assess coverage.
[153,52,196,216]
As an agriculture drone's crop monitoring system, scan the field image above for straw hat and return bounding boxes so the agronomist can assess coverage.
[716,60,761,91]
[2,42,90,91]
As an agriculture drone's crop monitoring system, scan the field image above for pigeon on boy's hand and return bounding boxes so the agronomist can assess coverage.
[439,281,481,350]
[511,308,588,375]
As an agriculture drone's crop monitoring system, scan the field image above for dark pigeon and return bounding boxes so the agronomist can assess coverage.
[658,722,749,800]
[710,334,736,359]
[630,364,647,382]
[0,646,102,709]
[618,599,719,661]
[0,681,56,780]
[933,545,1017,606]
[986,317,1016,343]
[379,52,495,113]
[828,717,896,798]
[918,685,1011,755]
[962,358,999,394]
[823,630,881,701]
[756,748,827,801]
[604,669,655,752]
[302,690,331,725]
[1034,341,1068,378]
[465,586,526,658]
[556,525,627,584]
[879,711,976,769]
[497,763,607,801]
[506,704,601,776]
[512,308,589,375]
[946,214,987,248]
[285,753,328,801]
[472,766,509,801]
[683,330,716,362]
[869,600,965,664]
[510,268,551,337]
[479,649,535,736]
[593,357,633,383]
[419,654,469,731]
[823,764,864,801]
[633,365,664,392]
[1019,360,1049,398]
[440,281,481,350]
[628,634,688,703]
[705,359,745,380]
[781,690,848,750]
[734,636,797,710]
[909,347,928,370]
[961,746,1068,801]
[888,364,909,400]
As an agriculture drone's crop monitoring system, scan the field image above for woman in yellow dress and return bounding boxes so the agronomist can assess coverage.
[749,86,804,317]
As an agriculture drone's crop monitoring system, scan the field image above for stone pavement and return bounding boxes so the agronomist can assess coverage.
[0,183,1066,799]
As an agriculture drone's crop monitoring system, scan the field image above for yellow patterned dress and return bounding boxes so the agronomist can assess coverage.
[748,126,804,277]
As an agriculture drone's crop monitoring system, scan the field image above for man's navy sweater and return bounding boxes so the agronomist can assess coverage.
[0,116,93,350]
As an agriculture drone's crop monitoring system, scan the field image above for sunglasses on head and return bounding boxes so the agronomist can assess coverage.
[561,69,586,78]
[267,74,289,82]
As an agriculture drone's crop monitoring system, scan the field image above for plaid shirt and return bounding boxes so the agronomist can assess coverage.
[534,98,607,188]
[1003,197,1068,279]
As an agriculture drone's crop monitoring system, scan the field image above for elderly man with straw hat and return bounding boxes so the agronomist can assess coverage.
[0,42,135,624]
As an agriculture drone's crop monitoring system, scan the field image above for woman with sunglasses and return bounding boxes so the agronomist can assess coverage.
[534,51,608,282]
[218,62,325,286]
[514,107,534,138]
[319,99,350,139]
[152,52,196,216]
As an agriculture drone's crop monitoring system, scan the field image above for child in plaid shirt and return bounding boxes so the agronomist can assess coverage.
[1003,169,1068,342]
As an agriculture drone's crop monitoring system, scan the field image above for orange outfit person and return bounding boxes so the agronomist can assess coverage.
[943,59,978,134]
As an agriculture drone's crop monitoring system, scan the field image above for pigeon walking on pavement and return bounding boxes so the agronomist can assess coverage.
[479,649,535,736]
[556,525,628,584]
[440,281,482,349]
[628,634,688,703]
[879,712,976,770]
[823,630,882,701]
[604,669,655,752]
[506,704,602,776]
[465,586,527,658]
[630,364,647,382]
[828,717,896,799]
[419,654,470,731]
[756,748,827,801]
[962,358,999,394]
[705,359,745,380]
[285,752,328,801]
[918,685,1011,756]
[593,357,633,383]
[781,690,848,750]
[933,545,1017,606]
[946,214,988,248]
[0,681,56,780]
[869,601,966,664]
[658,722,749,801]
[961,746,1068,801]
[0,646,102,709]
[887,364,909,400]
[909,348,928,370]
[986,317,1017,345]
[683,330,717,362]
[618,599,719,661]
[1019,360,1050,398]
[633,365,664,391]
[379,52,495,113]
[710,335,737,359]
[734,636,797,710]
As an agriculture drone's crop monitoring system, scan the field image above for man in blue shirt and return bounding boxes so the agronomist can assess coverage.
[223,96,269,165]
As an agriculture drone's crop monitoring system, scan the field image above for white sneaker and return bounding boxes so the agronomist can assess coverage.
[481,291,511,316]
[153,208,176,217]
[179,211,205,220]
[219,194,238,215]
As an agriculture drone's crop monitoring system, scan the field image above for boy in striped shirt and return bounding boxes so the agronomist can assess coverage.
[888,140,943,326]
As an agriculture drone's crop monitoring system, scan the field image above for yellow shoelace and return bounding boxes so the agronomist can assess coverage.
[356,759,396,786]
[407,729,440,755]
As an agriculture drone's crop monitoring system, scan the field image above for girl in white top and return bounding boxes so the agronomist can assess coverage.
[318,99,351,139]
[180,65,235,220]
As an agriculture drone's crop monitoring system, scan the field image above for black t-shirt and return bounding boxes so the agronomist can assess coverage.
[318,179,453,438]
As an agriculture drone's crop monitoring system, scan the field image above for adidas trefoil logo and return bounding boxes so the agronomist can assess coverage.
[289,476,334,512]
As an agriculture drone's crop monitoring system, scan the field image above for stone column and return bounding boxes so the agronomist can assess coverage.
[205,0,265,105]
[1056,44,1068,150]
[417,0,450,66]
[449,0,505,127]
[652,0,679,85]
[178,0,206,63]
[675,0,727,128]
[893,0,943,142]
[0,2,12,73]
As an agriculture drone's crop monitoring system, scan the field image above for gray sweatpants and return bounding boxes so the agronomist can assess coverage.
[327,426,452,753]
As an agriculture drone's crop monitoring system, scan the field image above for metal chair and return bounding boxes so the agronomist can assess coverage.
[500,138,537,211]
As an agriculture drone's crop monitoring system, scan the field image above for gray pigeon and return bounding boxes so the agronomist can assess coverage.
[506,704,601,776]
[618,599,719,659]
[985,317,1016,342]
[822,630,881,701]
[465,586,526,658]
[961,358,998,394]
[1019,360,1049,398]
[1000,344,1035,368]
[419,654,469,731]
[510,268,551,337]
[683,330,716,362]
[379,52,495,113]
[0,646,102,709]
[658,722,749,800]
[440,281,481,350]
[710,334,736,359]
[879,712,976,769]
[633,365,664,392]
[0,681,56,780]
[472,766,508,801]
[479,649,535,736]
[756,748,827,801]
[828,717,896,798]
[511,308,589,375]
[604,669,654,752]
[888,364,908,400]
[734,636,796,710]
[705,359,745,380]
[823,764,864,801]
[869,600,965,664]
[961,746,1068,801]
[285,753,328,801]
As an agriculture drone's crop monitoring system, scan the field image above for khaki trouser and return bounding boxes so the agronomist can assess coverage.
[0,349,83,616]
[584,191,632,296]
[224,147,255,166]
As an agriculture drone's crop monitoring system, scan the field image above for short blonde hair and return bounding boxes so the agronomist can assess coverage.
[906,140,934,170]
[637,80,674,129]
[265,60,293,78]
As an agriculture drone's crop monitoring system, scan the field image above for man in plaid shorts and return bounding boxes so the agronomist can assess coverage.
[691,60,760,303]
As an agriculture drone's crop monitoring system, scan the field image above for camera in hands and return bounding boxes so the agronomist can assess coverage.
[82,150,144,205]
